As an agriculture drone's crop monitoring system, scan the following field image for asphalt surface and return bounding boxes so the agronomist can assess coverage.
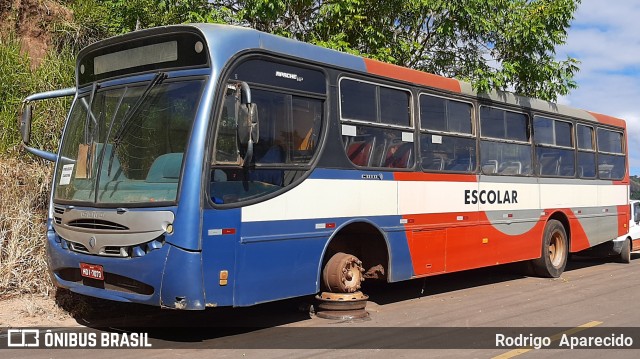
[4,253,640,358]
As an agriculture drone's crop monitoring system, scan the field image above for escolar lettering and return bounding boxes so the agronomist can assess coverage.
[464,190,518,205]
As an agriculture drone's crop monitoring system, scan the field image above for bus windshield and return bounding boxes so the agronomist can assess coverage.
[53,77,205,206]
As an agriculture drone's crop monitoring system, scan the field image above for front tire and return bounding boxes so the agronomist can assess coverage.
[531,219,568,278]
[617,237,631,264]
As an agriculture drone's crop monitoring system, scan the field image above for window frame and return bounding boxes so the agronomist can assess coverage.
[419,93,476,138]
[479,105,531,145]
[576,123,596,152]
[595,126,626,180]
[532,115,576,178]
[533,116,574,150]
[338,76,416,170]
[338,76,414,131]
[418,93,477,173]
[596,127,625,155]
[575,123,596,179]
[207,55,329,209]
[478,105,532,176]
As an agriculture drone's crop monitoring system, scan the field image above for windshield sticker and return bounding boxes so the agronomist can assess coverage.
[60,164,74,185]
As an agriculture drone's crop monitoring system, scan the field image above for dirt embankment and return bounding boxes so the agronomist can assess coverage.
[0,0,79,327]
[1,0,72,67]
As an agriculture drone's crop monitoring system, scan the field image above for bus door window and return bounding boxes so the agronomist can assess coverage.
[211,84,323,205]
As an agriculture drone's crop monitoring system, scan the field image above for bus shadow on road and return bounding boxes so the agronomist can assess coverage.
[364,264,526,306]
[55,253,638,343]
[365,252,639,306]
[57,289,316,332]
[565,251,640,271]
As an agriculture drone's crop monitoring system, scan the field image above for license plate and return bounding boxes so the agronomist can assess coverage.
[80,263,104,281]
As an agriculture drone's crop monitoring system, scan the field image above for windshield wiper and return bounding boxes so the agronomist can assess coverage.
[107,72,167,176]
[82,82,100,177]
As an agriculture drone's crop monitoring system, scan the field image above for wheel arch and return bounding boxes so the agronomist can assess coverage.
[316,219,391,292]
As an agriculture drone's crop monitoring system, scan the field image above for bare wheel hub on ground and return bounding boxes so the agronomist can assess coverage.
[317,252,369,319]
[315,291,369,320]
[322,252,365,292]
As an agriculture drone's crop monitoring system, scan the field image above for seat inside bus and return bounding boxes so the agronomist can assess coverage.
[382,142,413,168]
[146,153,183,183]
[346,136,376,166]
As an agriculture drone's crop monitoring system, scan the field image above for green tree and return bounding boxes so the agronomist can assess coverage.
[71,0,581,101]
[213,0,580,101]
[96,0,230,33]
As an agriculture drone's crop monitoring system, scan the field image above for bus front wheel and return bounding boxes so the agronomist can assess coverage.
[531,219,568,278]
[322,252,365,293]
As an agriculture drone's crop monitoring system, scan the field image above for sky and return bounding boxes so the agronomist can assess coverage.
[556,0,640,176]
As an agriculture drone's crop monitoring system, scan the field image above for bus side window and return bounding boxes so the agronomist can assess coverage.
[480,107,531,176]
[419,94,475,173]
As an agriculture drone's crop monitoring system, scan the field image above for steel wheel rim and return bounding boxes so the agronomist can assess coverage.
[549,231,565,267]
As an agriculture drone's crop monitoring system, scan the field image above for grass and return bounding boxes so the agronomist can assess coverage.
[0,157,53,298]
[0,33,74,300]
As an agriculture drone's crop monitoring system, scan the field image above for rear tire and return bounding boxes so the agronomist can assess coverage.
[617,237,631,264]
[531,219,568,278]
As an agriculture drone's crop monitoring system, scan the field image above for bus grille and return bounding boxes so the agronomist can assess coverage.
[56,268,154,295]
[68,241,90,254]
[62,235,165,258]
[67,219,129,231]
[53,206,65,225]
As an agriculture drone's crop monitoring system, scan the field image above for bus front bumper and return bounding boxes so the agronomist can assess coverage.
[46,228,206,310]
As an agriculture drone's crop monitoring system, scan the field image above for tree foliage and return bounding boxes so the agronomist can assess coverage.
[76,0,581,102]
[212,0,581,101]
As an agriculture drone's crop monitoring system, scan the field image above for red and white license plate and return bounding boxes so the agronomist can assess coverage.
[80,263,104,281]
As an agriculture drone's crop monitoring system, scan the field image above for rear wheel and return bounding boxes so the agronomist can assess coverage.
[322,252,364,293]
[531,219,568,278]
[617,237,631,264]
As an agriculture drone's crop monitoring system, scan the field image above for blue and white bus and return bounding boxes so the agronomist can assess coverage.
[20,24,630,309]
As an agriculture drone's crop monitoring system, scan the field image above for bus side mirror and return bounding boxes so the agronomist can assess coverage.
[20,102,33,145]
[236,82,259,166]
[19,87,75,162]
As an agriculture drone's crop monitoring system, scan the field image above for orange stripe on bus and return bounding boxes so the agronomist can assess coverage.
[402,208,602,276]
[394,172,478,182]
[364,58,462,93]
[587,111,626,128]
[618,204,630,237]
[567,211,591,252]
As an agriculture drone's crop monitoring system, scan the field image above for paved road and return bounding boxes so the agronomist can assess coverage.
[4,254,640,358]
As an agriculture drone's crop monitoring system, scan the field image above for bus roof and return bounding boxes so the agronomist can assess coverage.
[80,23,626,129]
